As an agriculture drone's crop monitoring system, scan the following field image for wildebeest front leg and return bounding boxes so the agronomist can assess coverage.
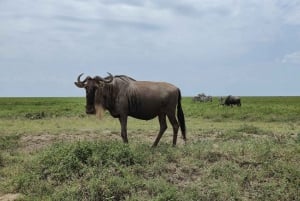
[152,114,167,147]
[119,116,128,143]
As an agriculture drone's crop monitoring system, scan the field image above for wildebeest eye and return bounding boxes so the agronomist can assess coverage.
[85,86,96,94]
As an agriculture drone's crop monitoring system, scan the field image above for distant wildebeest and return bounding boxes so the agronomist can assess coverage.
[193,93,212,102]
[220,95,241,107]
[192,96,201,102]
[74,73,186,147]
[204,95,213,102]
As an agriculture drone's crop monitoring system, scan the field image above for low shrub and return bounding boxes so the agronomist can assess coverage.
[0,134,20,151]
[14,141,152,199]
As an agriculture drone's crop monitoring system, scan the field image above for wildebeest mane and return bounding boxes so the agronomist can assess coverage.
[114,75,136,82]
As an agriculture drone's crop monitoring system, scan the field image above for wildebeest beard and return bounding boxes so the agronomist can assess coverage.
[94,88,105,119]
[95,103,105,119]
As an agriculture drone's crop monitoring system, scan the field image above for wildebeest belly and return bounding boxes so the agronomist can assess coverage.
[126,81,178,120]
[127,96,176,120]
[128,103,163,120]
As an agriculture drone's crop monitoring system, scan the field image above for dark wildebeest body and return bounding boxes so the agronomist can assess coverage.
[220,95,241,107]
[75,73,186,147]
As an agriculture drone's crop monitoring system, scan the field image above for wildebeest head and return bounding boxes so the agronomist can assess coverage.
[220,95,241,106]
[74,73,113,115]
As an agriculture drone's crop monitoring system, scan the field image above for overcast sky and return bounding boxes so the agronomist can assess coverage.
[1,0,299,97]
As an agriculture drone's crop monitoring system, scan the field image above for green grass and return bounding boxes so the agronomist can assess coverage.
[0,97,84,119]
[183,96,300,122]
[0,97,299,200]
[1,96,299,122]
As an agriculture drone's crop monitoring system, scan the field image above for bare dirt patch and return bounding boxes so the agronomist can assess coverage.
[0,193,22,201]
[18,128,189,153]
[19,131,120,153]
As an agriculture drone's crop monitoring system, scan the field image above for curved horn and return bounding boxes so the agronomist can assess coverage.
[77,73,84,82]
[105,72,113,83]
[94,72,114,84]
[74,73,91,88]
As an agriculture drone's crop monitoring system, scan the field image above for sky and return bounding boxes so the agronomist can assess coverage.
[0,0,300,97]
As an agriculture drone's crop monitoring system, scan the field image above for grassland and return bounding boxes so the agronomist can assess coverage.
[0,97,299,200]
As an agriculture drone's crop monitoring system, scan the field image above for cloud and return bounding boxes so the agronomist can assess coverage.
[0,0,295,63]
[279,0,300,25]
[282,51,300,64]
[1,0,300,96]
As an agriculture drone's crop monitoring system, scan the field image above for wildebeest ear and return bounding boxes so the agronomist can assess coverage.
[74,82,85,88]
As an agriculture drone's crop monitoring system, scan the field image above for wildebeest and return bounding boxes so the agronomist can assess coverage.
[220,95,241,106]
[74,73,186,147]
[193,93,212,102]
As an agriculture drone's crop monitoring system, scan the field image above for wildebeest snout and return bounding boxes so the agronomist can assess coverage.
[86,105,96,114]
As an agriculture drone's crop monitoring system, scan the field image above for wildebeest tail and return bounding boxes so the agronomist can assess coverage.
[177,89,186,141]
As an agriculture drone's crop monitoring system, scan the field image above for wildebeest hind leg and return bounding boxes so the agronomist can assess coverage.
[167,114,179,146]
[152,114,167,147]
[119,116,129,143]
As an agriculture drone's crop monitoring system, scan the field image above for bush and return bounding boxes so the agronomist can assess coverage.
[0,134,20,151]
[14,141,149,199]
[90,142,136,167]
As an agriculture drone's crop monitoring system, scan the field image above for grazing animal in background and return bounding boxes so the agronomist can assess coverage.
[74,73,186,147]
[204,95,213,102]
[193,93,213,102]
[220,95,241,107]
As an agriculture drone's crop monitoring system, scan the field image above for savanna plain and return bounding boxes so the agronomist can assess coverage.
[0,97,299,201]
